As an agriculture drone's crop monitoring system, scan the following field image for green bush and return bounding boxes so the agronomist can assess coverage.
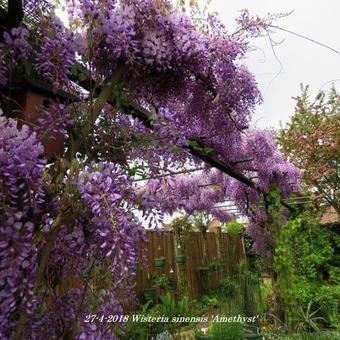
[274,214,340,330]
[196,294,220,310]
[153,274,171,289]
[226,220,244,235]
[122,301,153,340]
[208,322,243,340]
[157,293,192,317]
[263,330,340,339]
[218,277,237,298]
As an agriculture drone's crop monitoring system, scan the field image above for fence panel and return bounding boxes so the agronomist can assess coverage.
[134,230,246,303]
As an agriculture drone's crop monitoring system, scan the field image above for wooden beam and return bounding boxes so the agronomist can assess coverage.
[187,146,255,188]
[3,0,24,32]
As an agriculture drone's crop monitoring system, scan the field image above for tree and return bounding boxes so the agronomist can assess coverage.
[278,86,340,215]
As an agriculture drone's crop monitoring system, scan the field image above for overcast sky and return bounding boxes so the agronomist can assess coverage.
[210,0,340,130]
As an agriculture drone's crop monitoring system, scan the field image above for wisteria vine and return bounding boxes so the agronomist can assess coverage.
[0,0,301,338]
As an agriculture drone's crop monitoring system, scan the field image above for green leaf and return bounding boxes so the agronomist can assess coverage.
[188,140,199,148]
[169,146,183,153]
[71,65,78,77]
[22,60,32,76]
[203,147,214,154]
[78,72,87,82]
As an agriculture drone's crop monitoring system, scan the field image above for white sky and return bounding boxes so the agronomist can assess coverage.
[210,0,340,130]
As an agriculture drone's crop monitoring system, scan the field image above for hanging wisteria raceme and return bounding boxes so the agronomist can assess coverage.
[0,216,38,337]
[0,27,31,86]
[35,16,78,90]
[0,114,46,210]
[238,130,301,195]
[0,114,45,337]
[34,102,74,140]
[77,162,147,271]
[78,289,124,340]
[76,162,148,308]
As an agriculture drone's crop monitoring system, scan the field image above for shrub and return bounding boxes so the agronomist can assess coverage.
[208,321,243,340]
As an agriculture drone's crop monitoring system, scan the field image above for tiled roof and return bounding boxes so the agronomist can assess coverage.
[320,206,339,224]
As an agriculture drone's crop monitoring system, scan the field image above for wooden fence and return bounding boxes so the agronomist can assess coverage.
[133,230,246,303]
